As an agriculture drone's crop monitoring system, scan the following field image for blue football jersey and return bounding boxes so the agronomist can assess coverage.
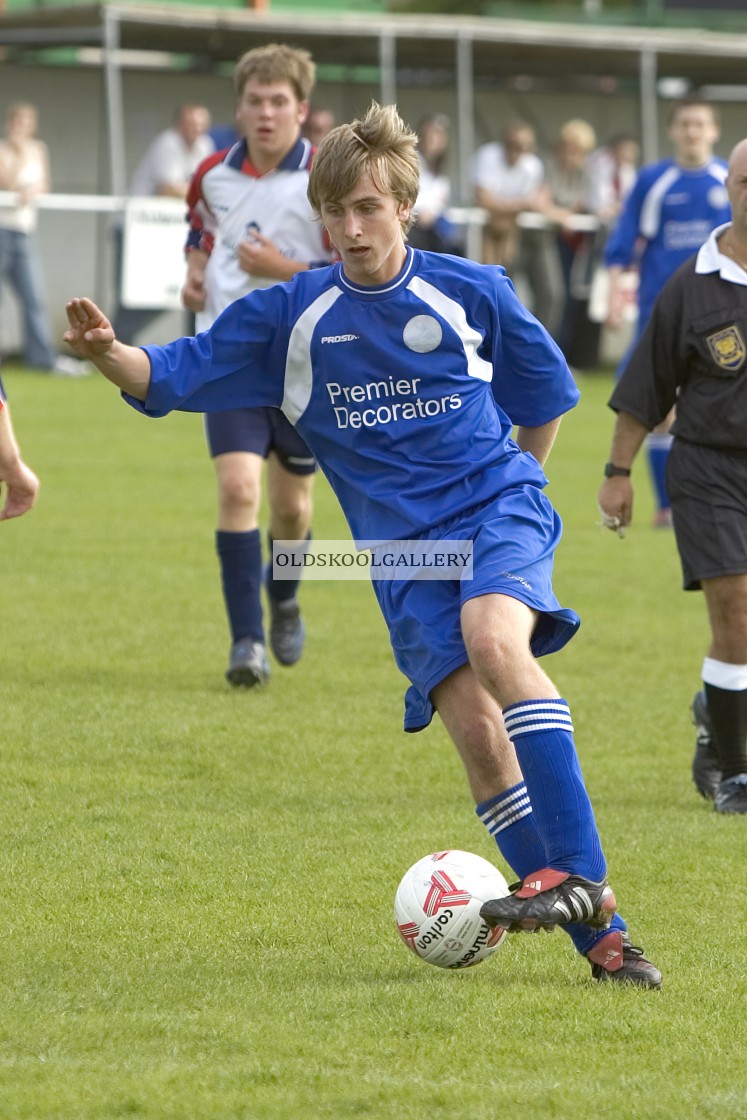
[604,157,730,328]
[130,247,579,543]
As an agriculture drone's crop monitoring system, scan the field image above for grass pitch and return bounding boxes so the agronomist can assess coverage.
[1,366,746,1120]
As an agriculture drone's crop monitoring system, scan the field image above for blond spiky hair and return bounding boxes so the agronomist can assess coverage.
[308,102,420,232]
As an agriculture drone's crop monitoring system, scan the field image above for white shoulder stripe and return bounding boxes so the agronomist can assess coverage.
[282,285,342,423]
[639,165,680,240]
[406,275,493,382]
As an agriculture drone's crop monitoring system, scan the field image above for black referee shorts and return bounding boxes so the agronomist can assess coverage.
[667,439,747,591]
[204,406,316,475]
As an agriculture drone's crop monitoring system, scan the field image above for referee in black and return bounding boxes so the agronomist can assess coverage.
[598,137,747,816]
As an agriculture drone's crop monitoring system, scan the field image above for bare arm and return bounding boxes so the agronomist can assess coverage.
[181,249,209,313]
[63,298,152,400]
[605,264,629,329]
[155,181,190,199]
[0,399,40,520]
[474,185,525,222]
[515,416,563,467]
[597,410,650,530]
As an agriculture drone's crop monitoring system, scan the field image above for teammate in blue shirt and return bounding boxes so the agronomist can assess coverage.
[604,96,730,526]
[63,103,661,987]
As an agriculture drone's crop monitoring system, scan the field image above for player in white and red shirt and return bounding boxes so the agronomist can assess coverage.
[181,44,335,688]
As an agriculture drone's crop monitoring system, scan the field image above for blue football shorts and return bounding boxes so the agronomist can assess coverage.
[205,406,316,475]
[370,485,581,733]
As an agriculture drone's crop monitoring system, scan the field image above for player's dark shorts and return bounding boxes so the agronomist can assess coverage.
[668,439,747,591]
[370,486,580,733]
[205,407,316,475]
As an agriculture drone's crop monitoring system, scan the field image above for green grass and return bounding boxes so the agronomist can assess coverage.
[1,367,746,1120]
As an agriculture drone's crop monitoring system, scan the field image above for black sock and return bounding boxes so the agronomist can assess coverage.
[266,531,311,604]
[704,683,747,779]
[216,529,264,643]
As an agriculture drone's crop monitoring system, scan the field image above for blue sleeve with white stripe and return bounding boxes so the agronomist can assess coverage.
[126,285,291,417]
[603,165,653,268]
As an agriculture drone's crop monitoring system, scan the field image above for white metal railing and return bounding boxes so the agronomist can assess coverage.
[0,190,126,212]
[0,192,603,229]
[0,192,605,310]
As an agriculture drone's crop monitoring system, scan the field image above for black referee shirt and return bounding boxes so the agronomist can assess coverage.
[609,227,747,453]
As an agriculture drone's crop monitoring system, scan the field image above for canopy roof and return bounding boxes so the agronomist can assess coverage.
[2,3,747,84]
[3,4,746,196]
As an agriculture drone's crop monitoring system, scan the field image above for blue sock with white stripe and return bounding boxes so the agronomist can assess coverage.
[476,783,626,957]
[476,782,546,876]
[502,699,607,882]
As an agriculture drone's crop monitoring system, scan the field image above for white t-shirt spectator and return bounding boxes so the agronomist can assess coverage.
[130,128,214,198]
[471,142,544,201]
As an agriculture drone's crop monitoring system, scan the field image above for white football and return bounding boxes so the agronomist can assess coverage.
[393,849,510,969]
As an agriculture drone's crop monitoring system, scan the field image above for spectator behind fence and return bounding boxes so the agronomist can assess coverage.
[584,133,641,368]
[472,121,574,338]
[408,113,463,255]
[533,118,598,364]
[471,120,545,268]
[587,133,640,226]
[0,103,86,377]
[302,106,336,147]
[112,103,214,346]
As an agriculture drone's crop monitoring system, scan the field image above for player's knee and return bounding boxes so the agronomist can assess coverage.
[272,486,312,529]
[219,468,261,514]
[467,629,515,685]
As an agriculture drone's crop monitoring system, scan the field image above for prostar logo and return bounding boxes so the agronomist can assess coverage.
[320,333,359,344]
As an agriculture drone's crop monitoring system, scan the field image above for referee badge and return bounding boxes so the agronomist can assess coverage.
[706,325,746,372]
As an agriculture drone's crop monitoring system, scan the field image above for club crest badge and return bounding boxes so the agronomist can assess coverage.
[706,324,746,371]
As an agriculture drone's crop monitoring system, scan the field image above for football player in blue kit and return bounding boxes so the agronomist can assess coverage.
[604,97,730,527]
[64,103,661,987]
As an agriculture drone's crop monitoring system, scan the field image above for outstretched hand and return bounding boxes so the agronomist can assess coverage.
[63,297,151,399]
[0,460,40,521]
[63,298,116,361]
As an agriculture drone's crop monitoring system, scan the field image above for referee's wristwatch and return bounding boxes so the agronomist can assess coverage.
[604,462,631,478]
